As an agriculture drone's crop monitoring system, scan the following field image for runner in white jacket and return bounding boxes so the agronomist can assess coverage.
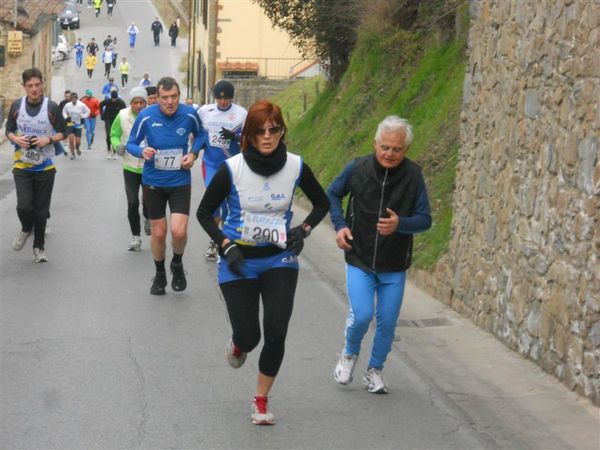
[62,92,90,159]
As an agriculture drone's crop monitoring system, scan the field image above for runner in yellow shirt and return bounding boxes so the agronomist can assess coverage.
[85,53,97,80]
[119,57,131,87]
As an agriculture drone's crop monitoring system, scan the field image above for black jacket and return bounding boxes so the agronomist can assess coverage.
[344,154,422,272]
[99,98,126,124]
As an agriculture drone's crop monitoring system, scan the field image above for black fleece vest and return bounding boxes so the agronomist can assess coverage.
[345,154,421,272]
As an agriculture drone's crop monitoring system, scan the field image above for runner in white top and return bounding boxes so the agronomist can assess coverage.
[197,80,247,260]
[62,92,90,159]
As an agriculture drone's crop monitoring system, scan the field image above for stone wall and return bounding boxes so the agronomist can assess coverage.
[231,78,297,110]
[419,0,599,404]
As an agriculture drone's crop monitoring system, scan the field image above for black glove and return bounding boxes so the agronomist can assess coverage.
[286,224,310,256]
[219,127,236,141]
[222,241,244,276]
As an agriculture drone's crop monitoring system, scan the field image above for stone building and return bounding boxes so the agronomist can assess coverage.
[0,0,64,126]
[416,0,599,404]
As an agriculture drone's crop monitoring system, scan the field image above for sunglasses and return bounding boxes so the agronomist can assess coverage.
[254,126,283,136]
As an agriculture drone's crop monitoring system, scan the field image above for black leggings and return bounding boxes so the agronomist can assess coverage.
[123,170,148,236]
[220,267,298,377]
[105,122,114,152]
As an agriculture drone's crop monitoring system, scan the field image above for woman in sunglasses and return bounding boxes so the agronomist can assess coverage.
[196,99,329,425]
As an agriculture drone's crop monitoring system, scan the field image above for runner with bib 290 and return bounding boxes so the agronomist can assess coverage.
[196,100,329,425]
[127,76,205,295]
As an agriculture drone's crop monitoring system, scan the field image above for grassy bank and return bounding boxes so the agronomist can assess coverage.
[273,7,468,269]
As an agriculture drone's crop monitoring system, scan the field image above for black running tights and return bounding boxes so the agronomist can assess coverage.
[220,267,298,377]
[123,169,148,236]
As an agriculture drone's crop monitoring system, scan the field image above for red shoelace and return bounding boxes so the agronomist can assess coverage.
[254,396,268,413]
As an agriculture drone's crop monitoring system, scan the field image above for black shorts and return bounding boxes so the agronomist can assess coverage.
[143,184,191,219]
[66,126,82,137]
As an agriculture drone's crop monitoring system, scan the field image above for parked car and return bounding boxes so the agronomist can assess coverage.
[58,2,80,30]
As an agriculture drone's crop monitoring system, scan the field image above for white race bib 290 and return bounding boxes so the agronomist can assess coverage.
[154,148,183,170]
[241,212,287,249]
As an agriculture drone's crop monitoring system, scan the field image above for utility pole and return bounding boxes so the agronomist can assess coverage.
[13,0,18,28]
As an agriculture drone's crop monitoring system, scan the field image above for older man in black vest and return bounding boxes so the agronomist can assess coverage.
[327,115,432,394]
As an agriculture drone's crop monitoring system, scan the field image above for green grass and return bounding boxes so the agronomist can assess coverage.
[271,11,468,270]
[272,76,326,128]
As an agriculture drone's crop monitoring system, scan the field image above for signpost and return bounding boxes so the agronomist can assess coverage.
[7,30,23,55]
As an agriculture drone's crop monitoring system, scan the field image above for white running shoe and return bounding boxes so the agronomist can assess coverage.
[362,368,389,394]
[33,248,48,263]
[144,218,151,236]
[12,230,31,251]
[333,355,357,385]
[251,396,275,425]
[204,240,218,261]
[106,153,112,160]
[128,235,142,251]
[226,339,247,369]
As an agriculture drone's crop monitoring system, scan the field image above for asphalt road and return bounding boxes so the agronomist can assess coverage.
[1,1,598,449]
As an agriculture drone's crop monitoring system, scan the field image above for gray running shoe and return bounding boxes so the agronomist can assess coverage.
[362,368,389,394]
[128,235,142,251]
[12,230,31,251]
[226,339,247,369]
[144,218,151,236]
[33,248,48,263]
[205,240,218,261]
[333,355,357,385]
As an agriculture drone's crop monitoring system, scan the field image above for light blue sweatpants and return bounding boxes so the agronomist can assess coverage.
[343,264,406,369]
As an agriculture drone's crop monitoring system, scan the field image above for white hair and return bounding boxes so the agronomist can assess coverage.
[375,116,413,146]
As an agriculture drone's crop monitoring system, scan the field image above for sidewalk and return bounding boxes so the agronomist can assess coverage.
[298,200,599,449]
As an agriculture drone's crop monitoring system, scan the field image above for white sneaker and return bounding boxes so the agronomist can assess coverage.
[106,153,112,160]
[204,240,218,261]
[333,355,357,385]
[251,396,275,425]
[226,339,247,369]
[144,218,151,236]
[362,368,388,394]
[128,235,142,251]
[112,154,118,160]
[33,248,48,263]
[12,230,31,251]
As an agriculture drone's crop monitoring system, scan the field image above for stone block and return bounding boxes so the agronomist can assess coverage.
[589,320,600,348]
[562,133,578,166]
[574,212,594,242]
[578,136,598,194]
[582,352,597,376]
[547,288,570,328]
[524,90,541,118]
[518,329,532,354]
[567,337,584,366]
